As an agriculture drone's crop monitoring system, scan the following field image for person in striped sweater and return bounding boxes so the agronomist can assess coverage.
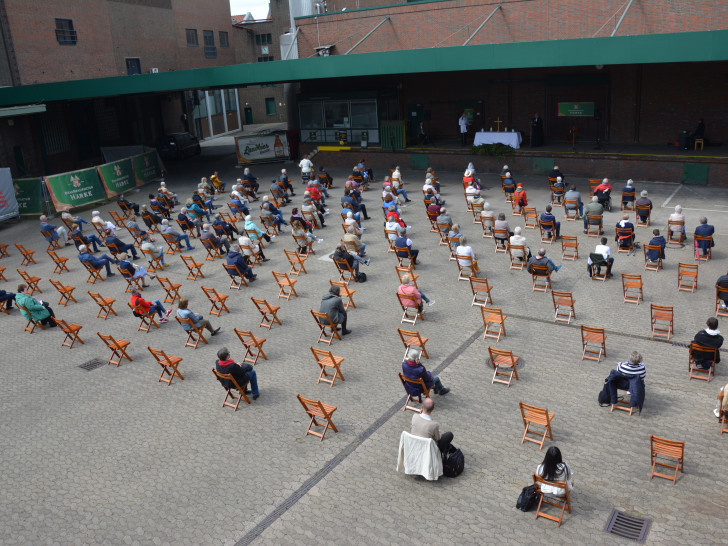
[617,352,646,381]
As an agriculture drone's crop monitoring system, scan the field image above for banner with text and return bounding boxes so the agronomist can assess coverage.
[132,151,162,186]
[235,134,289,164]
[12,177,43,216]
[97,157,135,197]
[557,102,595,117]
[44,168,106,210]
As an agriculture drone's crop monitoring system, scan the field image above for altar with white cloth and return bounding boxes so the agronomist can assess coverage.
[473,131,523,149]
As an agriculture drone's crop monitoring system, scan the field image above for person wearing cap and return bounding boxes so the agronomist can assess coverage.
[502,172,515,195]
[694,216,715,256]
[668,205,686,243]
[583,196,604,233]
[162,216,196,250]
[463,168,478,190]
[540,204,560,239]
[514,183,528,213]
[500,164,510,176]
[635,190,653,223]
[621,179,636,209]
[394,225,419,264]
[319,284,351,335]
[471,191,485,211]
[306,180,326,205]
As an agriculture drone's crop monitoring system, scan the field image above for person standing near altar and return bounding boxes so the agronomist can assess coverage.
[531,113,544,147]
[459,111,469,146]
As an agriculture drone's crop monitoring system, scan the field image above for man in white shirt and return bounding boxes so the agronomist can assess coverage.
[465,181,478,203]
[587,237,614,278]
[509,226,530,261]
[298,157,313,183]
[411,397,453,454]
[455,236,479,272]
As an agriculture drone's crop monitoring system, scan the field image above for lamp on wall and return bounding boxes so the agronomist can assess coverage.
[595,64,604,70]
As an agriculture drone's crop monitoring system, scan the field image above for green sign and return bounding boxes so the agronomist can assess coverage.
[97,158,135,196]
[557,102,595,117]
[13,177,44,215]
[45,167,106,210]
[133,151,162,186]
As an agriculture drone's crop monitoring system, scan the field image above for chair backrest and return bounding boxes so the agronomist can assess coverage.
[284,248,303,263]
[297,394,334,419]
[176,315,202,333]
[272,270,291,285]
[201,285,221,300]
[530,263,550,277]
[519,401,550,423]
[564,199,577,209]
[622,190,635,202]
[636,205,651,217]
[213,368,246,393]
[589,252,607,266]
[539,219,555,231]
[493,228,509,239]
[148,346,171,365]
[398,372,429,397]
[311,309,334,327]
[395,265,416,284]
[552,290,574,306]
[97,332,119,349]
[586,214,602,225]
[581,324,605,341]
[650,434,684,458]
[397,292,419,308]
[651,303,673,323]
[488,346,516,367]
[481,306,503,320]
[223,263,243,278]
[689,341,718,363]
[334,257,355,274]
[615,227,633,240]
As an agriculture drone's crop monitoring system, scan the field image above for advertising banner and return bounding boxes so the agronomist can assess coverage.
[97,157,135,197]
[0,168,20,220]
[132,151,162,186]
[557,102,595,117]
[12,177,42,216]
[235,134,289,164]
[44,167,106,210]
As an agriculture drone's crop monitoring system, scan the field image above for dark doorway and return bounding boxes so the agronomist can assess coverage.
[244,107,253,125]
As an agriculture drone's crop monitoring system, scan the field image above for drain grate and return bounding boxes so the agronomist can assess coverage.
[79,357,106,371]
[604,509,651,543]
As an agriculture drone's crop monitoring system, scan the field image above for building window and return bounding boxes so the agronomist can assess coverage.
[265,98,276,116]
[203,30,216,58]
[55,18,77,45]
[219,31,229,48]
[186,29,198,46]
[125,58,141,75]
[257,56,274,62]
[255,33,272,46]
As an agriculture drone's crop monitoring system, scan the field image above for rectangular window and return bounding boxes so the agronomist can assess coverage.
[265,98,276,116]
[257,56,274,62]
[255,34,261,45]
[255,33,272,46]
[219,31,229,48]
[203,30,216,58]
[55,18,77,45]
[186,29,198,46]
[266,33,272,44]
[125,58,141,75]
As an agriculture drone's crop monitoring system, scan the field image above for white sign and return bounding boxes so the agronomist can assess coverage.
[235,134,290,164]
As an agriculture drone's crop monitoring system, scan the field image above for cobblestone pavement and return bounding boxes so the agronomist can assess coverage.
[1,150,728,545]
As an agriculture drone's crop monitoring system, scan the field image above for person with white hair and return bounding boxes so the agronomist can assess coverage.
[402,346,450,396]
[279,168,295,195]
[39,215,70,246]
[502,171,515,195]
[455,235,479,273]
[77,244,117,278]
[465,180,478,203]
[500,164,510,176]
[200,223,230,255]
[160,218,195,251]
[60,208,90,231]
[159,181,179,204]
[552,176,565,204]
[398,273,434,314]
[241,167,259,198]
[668,204,686,242]
[422,177,442,203]
[298,156,313,183]
[480,202,495,228]
[91,211,119,236]
[509,226,531,261]
[238,234,269,262]
[344,211,363,237]
[621,179,636,209]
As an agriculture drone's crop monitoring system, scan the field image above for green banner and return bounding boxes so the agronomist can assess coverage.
[133,151,162,186]
[97,158,135,197]
[44,168,106,210]
[557,102,595,117]
[13,177,44,215]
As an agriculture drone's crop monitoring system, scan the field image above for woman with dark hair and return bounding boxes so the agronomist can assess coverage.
[536,446,573,497]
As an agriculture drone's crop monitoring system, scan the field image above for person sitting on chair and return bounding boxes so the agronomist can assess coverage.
[436,208,453,232]
[716,270,728,310]
[691,317,723,370]
[226,244,257,282]
[552,176,565,204]
[149,193,171,218]
[0,288,16,311]
[565,184,584,218]
[139,205,163,230]
[15,283,57,327]
[536,446,573,497]
[60,209,90,230]
[411,397,453,458]
[141,233,169,267]
[587,237,613,278]
[402,347,450,397]
[343,226,366,256]
[216,347,260,400]
[92,211,120,236]
[621,179,636,209]
[40,215,71,246]
[238,234,269,262]
[78,244,117,278]
[448,223,463,250]
[118,252,153,287]
[549,165,564,182]
[714,382,728,419]
[106,232,139,259]
[647,229,666,263]
[528,248,562,274]
[130,291,172,322]
[510,226,531,261]
[398,274,434,313]
[200,224,230,255]
[615,214,635,249]
[333,242,368,274]
[160,219,195,251]
[117,194,140,215]
[594,178,612,209]
[177,298,221,336]
[583,196,604,233]
[494,212,513,242]
[394,226,419,265]
[540,205,560,239]
[502,172,515,195]
[455,236,480,273]
[694,216,715,256]
[668,205,686,243]
[635,190,653,223]
[319,285,351,336]
[71,223,104,253]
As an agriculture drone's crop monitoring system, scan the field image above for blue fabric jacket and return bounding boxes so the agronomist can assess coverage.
[40,221,59,240]
[695,223,715,250]
[647,236,666,260]
[401,359,433,396]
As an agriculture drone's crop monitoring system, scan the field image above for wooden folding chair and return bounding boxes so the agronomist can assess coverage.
[330,279,356,310]
[0,243,11,258]
[47,250,70,274]
[15,303,45,333]
[272,270,299,300]
[650,435,684,485]
[147,347,184,385]
[310,310,341,345]
[240,243,263,267]
[384,228,398,252]
[676,262,698,293]
[530,263,552,292]
[455,253,478,280]
[650,304,674,340]
[505,244,525,270]
[222,263,249,290]
[129,302,160,333]
[585,215,602,237]
[445,237,458,261]
[532,474,571,526]
[493,229,509,253]
[395,265,419,288]
[87,291,116,319]
[284,248,307,277]
[104,240,124,258]
[539,220,555,244]
[82,261,104,284]
[426,210,439,232]
[0,265,6,282]
[469,276,493,307]
[636,205,651,227]
[694,235,712,261]
[156,276,181,304]
[310,346,345,387]
[481,218,494,238]
[161,232,181,255]
[488,347,519,387]
[176,316,208,349]
[293,232,315,255]
[589,255,607,282]
[520,402,555,450]
[552,290,575,324]
[97,332,132,367]
[213,369,250,410]
[180,254,205,280]
[581,325,606,362]
[199,239,221,262]
[252,297,282,329]
[126,225,144,245]
[260,215,279,237]
[398,373,431,413]
[558,235,577,261]
[40,230,62,251]
[688,342,718,382]
[397,292,424,325]
[643,245,663,271]
[615,228,634,253]
[481,306,507,342]
[301,209,319,229]
[394,245,417,268]
[622,273,644,304]
[398,328,429,362]
[334,257,358,284]
[563,199,578,220]
[716,286,728,318]
[17,269,41,295]
[49,279,77,306]
[610,387,636,415]
[142,248,165,272]
[141,212,160,233]
[297,395,338,441]
[435,223,450,246]
[53,317,84,349]
[667,220,685,247]
[587,179,600,194]
[471,202,484,224]
[621,191,635,210]
[117,266,145,293]
[270,188,285,208]
[233,328,268,365]
[523,207,538,229]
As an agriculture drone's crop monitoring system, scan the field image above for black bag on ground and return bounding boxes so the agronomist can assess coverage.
[356,272,367,283]
[516,485,538,512]
[442,445,464,477]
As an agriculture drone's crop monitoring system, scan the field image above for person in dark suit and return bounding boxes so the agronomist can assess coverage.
[531,113,544,147]
[694,216,715,256]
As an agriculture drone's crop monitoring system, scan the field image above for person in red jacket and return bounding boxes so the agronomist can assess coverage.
[130,291,172,322]
[514,183,528,213]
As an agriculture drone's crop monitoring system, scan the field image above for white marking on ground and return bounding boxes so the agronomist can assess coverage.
[661,184,682,208]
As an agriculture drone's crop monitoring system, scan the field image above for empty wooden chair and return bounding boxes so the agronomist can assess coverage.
[15,243,37,265]
[563,199,578,220]
[233,328,268,365]
[399,372,431,413]
[310,309,341,345]
[523,207,538,229]
[539,219,556,244]
[398,328,429,361]
[621,273,643,304]
[212,368,250,410]
[311,347,345,387]
[397,292,424,325]
[469,276,493,307]
[180,254,205,280]
[508,244,526,270]
[694,235,712,261]
[97,332,132,367]
[688,341,718,382]
[561,235,578,260]
[532,474,571,527]
[147,347,184,385]
[284,248,307,277]
[635,205,651,226]
[650,435,684,485]
[333,257,358,284]
[272,270,298,300]
[677,262,698,293]
[156,276,181,304]
[0,265,6,282]
[530,263,552,292]
[330,279,356,310]
[519,402,555,450]
[488,347,519,387]
[175,316,209,349]
[49,279,77,306]
[47,250,70,274]
[200,286,229,316]
[716,286,728,318]
[53,317,84,349]
[252,297,281,329]
[15,303,45,333]
[481,306,507,342]
[651,304,674,340]
[0,242,11,258]
[643,245,663,271]
[128,301,160,333]
[581,325,607,362]
[585,215,602,237]
[587,179,600,194]
[552,290,575,324]
[493,229,509,252]
[81,261,105,284]
[297,395,338,441]
[17,269,41,295]
[88,291,117,319]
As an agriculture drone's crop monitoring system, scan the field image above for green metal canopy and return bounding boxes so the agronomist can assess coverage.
[0,29,726,107]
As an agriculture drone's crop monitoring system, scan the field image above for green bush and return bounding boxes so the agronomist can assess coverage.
[470,143,515,158]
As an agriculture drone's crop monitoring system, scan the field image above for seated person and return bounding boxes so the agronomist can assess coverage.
[448,223,463,250]
[317,166,333,189]
[105,232,139,259]
[528,248,561,274]
[621,179,636,209]
[238,234,268,262]
[160,219,194,251]
[193,189,215,214]
[185,198,210,224]
[402,347,450,397]
[341,189,370,219]
[139,205,163,230]
[117,194,140,215]
[465,181,478,203]
[117,252,152,287]
[426,169,440,193]
[212,213,240,238]
[200,224,231,255]
[141,233,169,266]
[694,216,715,256]
[382,195,401,217]
[77,244,117,278]
[229,189,250,217]
[564,185,584,217]
[15,283,57,327]
[494,213,512,241]
[714,382,728,419]
[292,219,322,252]
[60,208,90,230]
[91,211,120,236]
[226,244,257,282]
[269,177,290,204]
[343,226,366,256]
[130,291,171,322]
[594,178,612,208]
[333,243,367,275]
[385,206,405,229]
[536,447,573,497]
[549,165,564,182]
[540,205,560,239]
[691,317,723,370]
[502,172,515,194]
[210,171,226,193]
[260,202,287,232]
[668,205,686,242]
[587,237,614,278]
[159,181,179,204]
[177,211,201,237]
[455,236,479,272]
[635,190,653,222]
[615,214,635,248]
[646,229,666,262]
[241,168,259,198]
[582,196,604,232]
[411,397,453,458]
[278,168,295,195]
[39,215,71,246]
[514,184,528,213]
[301,196,326,228]
[0,288,15,311]
[216,347,259,400]
[125,215,147,237]
[480,202,494,229]
[552,176,565,203]
[243,215,273,244]
[176,298,221,336]
[394,226,419,264]
[422,179,442,203]
[509,226,531,261]
[319,285,351,335]
[471,192,485,211]
[148,193,171,218]
[306,182,326,205]
[426,197,442,217]
[344,212,364,237]
[716,270,728,310]
[599,352,646,413]
[436,208,453,232]
[71,223,104,253]
[398,274,434,313]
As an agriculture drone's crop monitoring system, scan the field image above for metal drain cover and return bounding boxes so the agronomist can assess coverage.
[79,358,106,371]
[604,509,651,543]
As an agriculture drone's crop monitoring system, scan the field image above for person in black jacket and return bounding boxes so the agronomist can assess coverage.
[215,347,259,399]
[692,317,724,369]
